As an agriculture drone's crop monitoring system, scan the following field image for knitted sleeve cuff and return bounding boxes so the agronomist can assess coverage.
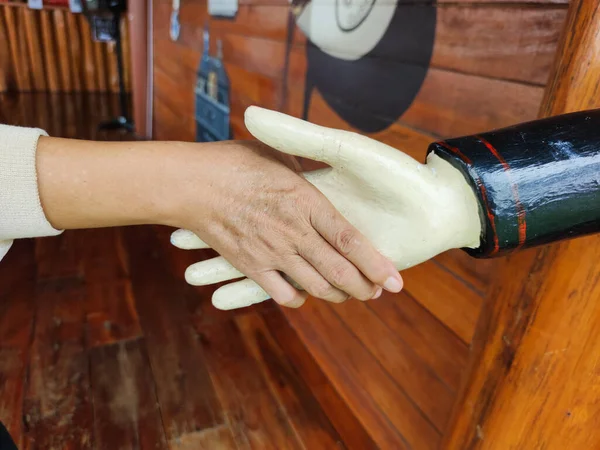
[0,124,63,240]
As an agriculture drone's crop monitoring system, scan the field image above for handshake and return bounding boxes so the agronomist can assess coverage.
[170,107,482,310]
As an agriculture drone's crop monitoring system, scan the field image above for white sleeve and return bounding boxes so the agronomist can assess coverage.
[0,124,63,262]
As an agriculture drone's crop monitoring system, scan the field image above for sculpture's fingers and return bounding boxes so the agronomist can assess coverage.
[212,275,307,310]
[213,279,270,310]
[245,106,351,167]
[184,256,244,286]
[170,229,210,250]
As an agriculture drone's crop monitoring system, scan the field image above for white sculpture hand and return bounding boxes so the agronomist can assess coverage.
[171,107,482,310]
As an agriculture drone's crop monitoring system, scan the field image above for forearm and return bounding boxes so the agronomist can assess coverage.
[36,137,206,230]
[429,109,600,257]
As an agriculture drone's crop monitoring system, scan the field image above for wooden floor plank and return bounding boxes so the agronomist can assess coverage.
[283,299,440,450]
[261,306,378,450]
[235,312,346,449]
[368,291,469,392]
[0,240,36,349]
[434,249,496,296]
[122,226,224,440]
[402,260,482,343]
[89,338,169,450]
[0,241,36,449]
[332,299,455,431]
[35,231,84,283]
[171,425,238,450]
[23,284,94,449]
[81,226,137,349]
[78,228,129,284]
[0,347,29,449]
[197,318,302,450]
[86,280,142,348]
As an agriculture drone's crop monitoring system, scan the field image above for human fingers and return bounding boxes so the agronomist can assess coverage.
[280,254,350,303]
[309,200,403,293]
[297,235,381,301]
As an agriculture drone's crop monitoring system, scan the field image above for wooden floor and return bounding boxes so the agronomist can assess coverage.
[0,93,483,449]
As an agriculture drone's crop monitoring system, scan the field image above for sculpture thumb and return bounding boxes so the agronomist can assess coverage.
[244,106,353,167]
[245,106,431,181]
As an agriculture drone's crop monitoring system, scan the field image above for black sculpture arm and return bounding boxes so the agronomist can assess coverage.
[430,109,600,257]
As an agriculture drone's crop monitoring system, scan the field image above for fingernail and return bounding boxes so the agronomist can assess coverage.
[384,276,403,293]
[371,286,383,299]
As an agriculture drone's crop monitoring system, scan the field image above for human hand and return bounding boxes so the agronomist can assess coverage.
[172,107,482,310]
[168,138,402,310]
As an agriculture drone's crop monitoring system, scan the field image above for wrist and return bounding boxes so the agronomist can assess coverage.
[150,141,219,230]
[36,138,197,230]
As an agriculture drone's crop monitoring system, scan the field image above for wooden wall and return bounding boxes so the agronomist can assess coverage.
[152,0,569,447]
[0,2,131,93]
[153,0,568,142]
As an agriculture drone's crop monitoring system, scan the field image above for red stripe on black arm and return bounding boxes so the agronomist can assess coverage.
[475,135,527,247]
[438,141,473,165]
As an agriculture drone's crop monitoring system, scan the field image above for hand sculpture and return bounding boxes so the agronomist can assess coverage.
[171,106,482,310]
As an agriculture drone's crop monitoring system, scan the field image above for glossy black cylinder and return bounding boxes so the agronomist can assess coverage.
[428,109,600,258]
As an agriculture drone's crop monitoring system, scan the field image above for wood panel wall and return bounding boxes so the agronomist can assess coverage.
[152,0,569,447]
[0,3,131,93]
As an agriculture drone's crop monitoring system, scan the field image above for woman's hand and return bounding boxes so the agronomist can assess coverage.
[36,135,402,310]
[166,140,402,309]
